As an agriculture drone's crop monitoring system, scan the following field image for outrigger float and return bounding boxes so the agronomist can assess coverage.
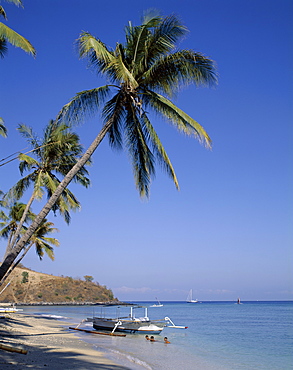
[71,305,188,335]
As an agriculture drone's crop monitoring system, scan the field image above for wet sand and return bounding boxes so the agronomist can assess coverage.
[0,313,131,369]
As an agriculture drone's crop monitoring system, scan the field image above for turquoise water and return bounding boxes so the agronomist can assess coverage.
[19,301,293,369]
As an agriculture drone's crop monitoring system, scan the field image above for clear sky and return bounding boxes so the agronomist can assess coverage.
[1,0,292,301]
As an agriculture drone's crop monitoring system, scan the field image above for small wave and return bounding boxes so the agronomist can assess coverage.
[37,314,68,319]
[94,345,152,370]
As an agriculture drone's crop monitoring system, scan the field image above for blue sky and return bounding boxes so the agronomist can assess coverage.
[1,0,292,301]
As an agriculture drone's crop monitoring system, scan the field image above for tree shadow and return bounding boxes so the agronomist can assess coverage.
[0,317,131,369]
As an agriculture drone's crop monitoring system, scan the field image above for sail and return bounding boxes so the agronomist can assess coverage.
[186,289,198,303]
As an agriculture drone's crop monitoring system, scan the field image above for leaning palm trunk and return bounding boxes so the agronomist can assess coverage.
[0,121,111,282]
[0,12,217,282]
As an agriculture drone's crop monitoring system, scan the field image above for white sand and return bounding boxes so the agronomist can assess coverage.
[0,313,131,369]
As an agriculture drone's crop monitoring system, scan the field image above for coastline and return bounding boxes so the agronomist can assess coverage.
[0,312,131,369]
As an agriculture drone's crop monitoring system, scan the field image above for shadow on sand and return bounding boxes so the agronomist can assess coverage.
[0,317,131,369]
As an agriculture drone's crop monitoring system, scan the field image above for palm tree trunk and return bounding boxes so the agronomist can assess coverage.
[0,120,112,282]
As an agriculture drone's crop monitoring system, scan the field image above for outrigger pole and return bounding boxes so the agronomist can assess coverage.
[165,317,188,329]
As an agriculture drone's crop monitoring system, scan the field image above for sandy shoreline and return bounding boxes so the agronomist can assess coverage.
[0,312,131,369]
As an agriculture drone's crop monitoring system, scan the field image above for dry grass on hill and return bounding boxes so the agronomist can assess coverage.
[0,266,116,304]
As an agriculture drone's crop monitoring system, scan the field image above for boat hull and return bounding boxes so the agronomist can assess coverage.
[92,317,165,334]
[0,308,23,313]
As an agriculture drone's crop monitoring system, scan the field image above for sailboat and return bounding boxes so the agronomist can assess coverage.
[186,289,198,303]
[150,297,163,307]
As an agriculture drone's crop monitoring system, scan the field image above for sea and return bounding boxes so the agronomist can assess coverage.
[18,301,292,370]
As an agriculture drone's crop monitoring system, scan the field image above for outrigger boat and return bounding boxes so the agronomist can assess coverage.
[88,305,187,334]
[0,305,23,313]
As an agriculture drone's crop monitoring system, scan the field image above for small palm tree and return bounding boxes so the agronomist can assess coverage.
[0,202,34,251]
[4,120,90,254]
[0,0,35,58]
[0,11,217,282]
[0,215,59,285]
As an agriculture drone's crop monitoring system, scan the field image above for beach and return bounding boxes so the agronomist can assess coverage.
[0,312,130,369]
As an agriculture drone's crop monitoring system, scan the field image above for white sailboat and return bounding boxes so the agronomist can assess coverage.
[186,289,198,303]
[150,297,163,307]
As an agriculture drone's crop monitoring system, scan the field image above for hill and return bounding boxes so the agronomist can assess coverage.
[0,266,118,305]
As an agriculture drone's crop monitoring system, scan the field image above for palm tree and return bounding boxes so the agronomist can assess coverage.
[0,201,35,266]
[0,11,217,282]
[0,216,59,285]
[0,202,34,250]
[3,120,90,256]
[0,0,35,58]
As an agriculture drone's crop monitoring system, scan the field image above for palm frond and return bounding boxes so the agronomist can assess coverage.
[33,172,45,200]
[4,174,34,202]
[144,14,187,66]
[0,117,7,136]
[125,12,161,75]
[146,90,212,148]
[0,225,10,238]
[5,1,23,7]
[0,22,35,56]
[0,210,9,221]
[34,238,58,260]
[0,37,8,57]
[108,53,138,89]
[142,113,179,189]
[125,102,155,197]
[102,91,126,150]
[18,153,39,172]
[78,32,115,74]
[0,6,7,20]
[143,50,217,96]
[56,85,111,126]
[17,124,40,151]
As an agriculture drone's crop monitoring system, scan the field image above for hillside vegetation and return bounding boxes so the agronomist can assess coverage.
[0,267,117,304]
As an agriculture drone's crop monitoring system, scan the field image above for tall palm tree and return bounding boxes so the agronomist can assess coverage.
[0,11,217,282]
[0,0,35,58]
[3,120,90,256]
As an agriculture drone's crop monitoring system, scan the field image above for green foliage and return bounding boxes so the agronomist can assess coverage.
[57,10,217,198]
[0,1,36,57]
[21,270,28,283]
[84,275,94,282]
[0,117,7,137]
[5,120,91,225]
